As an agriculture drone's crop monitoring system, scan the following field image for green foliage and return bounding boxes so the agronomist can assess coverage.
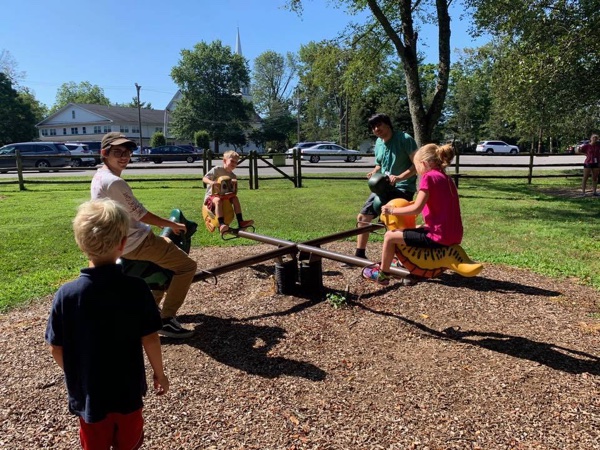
[194,130,210,149]
[0,73,38,145]
[326,291,347,309]
[251,51,297,117]
[249,104,296,150]
[151,132,166,148]
[465,0,600,148]
[51,81,110,112]
[170,40,252,152]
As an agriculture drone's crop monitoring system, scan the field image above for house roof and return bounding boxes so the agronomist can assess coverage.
[37,103,166,127]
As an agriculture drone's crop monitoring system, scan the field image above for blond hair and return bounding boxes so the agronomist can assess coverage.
[415,143,455,172]
[223,150,240,160]
[73,199,129,259]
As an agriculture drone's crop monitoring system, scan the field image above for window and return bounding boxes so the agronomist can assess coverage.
[94,126,101,134]
[132,126,140,133]
[120,125,129,133]
[63,128,67,135]
[50,129,56,136]
[71,127,79,135]
[72,110,76,119]
[103,125,111,133]
[41,129,48,136]
[82,127,87,134]
[155,127,163,133]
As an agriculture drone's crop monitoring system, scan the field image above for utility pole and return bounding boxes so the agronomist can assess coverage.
[135,83,143,150]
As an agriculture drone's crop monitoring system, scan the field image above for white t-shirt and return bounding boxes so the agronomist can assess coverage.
[91,167,151,254]
[203,166,237,201]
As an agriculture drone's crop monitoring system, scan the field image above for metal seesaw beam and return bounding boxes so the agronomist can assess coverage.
[236,227,411,279]
[190,223,410,285]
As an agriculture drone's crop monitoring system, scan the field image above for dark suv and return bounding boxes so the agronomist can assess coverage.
[149,145,198,164]
[0,142,72,172]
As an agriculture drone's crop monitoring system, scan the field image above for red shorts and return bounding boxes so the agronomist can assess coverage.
[79,408,144,450]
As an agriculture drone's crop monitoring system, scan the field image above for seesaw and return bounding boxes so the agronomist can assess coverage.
[120,202,481,296]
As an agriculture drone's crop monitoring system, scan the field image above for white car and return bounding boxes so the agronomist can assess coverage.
[296,143,362,163]
[475,141,520,154]
[65,143,96,167]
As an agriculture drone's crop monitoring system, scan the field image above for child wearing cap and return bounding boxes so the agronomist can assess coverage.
[45,199,169,450]
[202,150,254,234]
[91,132,198,338]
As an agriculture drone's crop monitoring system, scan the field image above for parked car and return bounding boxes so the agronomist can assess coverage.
[64,143,96,167]
[0,142,72,172]
[286,141,335,158]
[294,143,362,163]
[149,145,198,164]
[475,141,520,154]
[73,141,102,164]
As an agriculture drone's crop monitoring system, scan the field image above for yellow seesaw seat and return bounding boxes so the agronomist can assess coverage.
[380,198,483,278]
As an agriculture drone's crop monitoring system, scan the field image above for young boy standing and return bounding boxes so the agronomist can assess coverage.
[45,199,169,450]
[202,150,254,234]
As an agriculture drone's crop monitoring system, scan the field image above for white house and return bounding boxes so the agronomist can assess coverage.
[36,103,170,148]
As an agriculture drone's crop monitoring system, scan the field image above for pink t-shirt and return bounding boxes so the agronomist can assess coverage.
[580,143,600,165]
[419,169,463,246]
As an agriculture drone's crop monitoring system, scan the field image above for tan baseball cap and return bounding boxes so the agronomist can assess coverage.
[101,132,137,150]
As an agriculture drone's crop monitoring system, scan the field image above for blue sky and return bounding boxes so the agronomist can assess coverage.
[2,0,487,110]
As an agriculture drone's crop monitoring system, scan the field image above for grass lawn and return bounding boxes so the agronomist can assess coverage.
[0,171,598,312]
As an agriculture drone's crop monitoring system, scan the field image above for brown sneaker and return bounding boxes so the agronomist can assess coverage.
[238,219,254,228]
[219,224,230,234]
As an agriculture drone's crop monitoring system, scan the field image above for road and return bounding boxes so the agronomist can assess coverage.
[0,154,584,179]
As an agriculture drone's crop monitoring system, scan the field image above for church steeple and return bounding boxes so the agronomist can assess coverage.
[235,27,243,56]
[235,27,252,101]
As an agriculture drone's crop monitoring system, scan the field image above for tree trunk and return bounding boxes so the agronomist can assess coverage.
[367,0,451,147]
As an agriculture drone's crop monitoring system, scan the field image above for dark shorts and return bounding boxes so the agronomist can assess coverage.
[402,228,445,249]
[360,189,414,216]
[583,163,599,169]
[79,408,144,450]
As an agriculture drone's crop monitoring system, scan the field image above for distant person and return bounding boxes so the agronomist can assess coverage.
[344,113,417,265]
[577,134,600,196]
[202,150,254,234]
[363,143,463,285]
[92,132,197,338]
[45,199,169,450]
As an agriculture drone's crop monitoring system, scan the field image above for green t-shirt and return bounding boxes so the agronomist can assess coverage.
[374,131,417,193]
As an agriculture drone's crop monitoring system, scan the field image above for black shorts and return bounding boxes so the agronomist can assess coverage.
[360,189,414,216]
[402,228,445,249]
[583,163,599,169]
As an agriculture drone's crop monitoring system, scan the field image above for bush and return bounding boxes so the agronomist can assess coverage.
[151,132,166,148]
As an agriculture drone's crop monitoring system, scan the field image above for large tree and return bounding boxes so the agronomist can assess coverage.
[52,81,111,112]
[466,0,600,150]
[0,73,38,145]
[0,49,25,86]
[289,0,452,146]
[252,51,297,117]
[171,40,252,153]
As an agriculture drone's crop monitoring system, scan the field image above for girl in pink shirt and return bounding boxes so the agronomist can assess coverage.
[363,143,462,285]
[577,134,600,196]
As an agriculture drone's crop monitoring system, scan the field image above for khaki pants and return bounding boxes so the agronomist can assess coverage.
[124,232,197,318]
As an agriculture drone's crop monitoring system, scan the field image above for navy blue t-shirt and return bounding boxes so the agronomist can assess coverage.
[45,264,162,423]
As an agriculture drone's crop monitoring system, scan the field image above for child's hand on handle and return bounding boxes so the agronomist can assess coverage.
[381,204,394,215]
[170,222,187,235]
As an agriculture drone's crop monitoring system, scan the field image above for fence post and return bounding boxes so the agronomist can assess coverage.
[292,149,298,187]
[248,151,254,190]
[16,150,25,191]
[453,146,460,188]
[253,152,259,189]
[528,151,534,184]
[295,149,303,188]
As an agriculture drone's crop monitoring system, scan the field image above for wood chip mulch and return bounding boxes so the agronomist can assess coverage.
[1,242,599,449]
